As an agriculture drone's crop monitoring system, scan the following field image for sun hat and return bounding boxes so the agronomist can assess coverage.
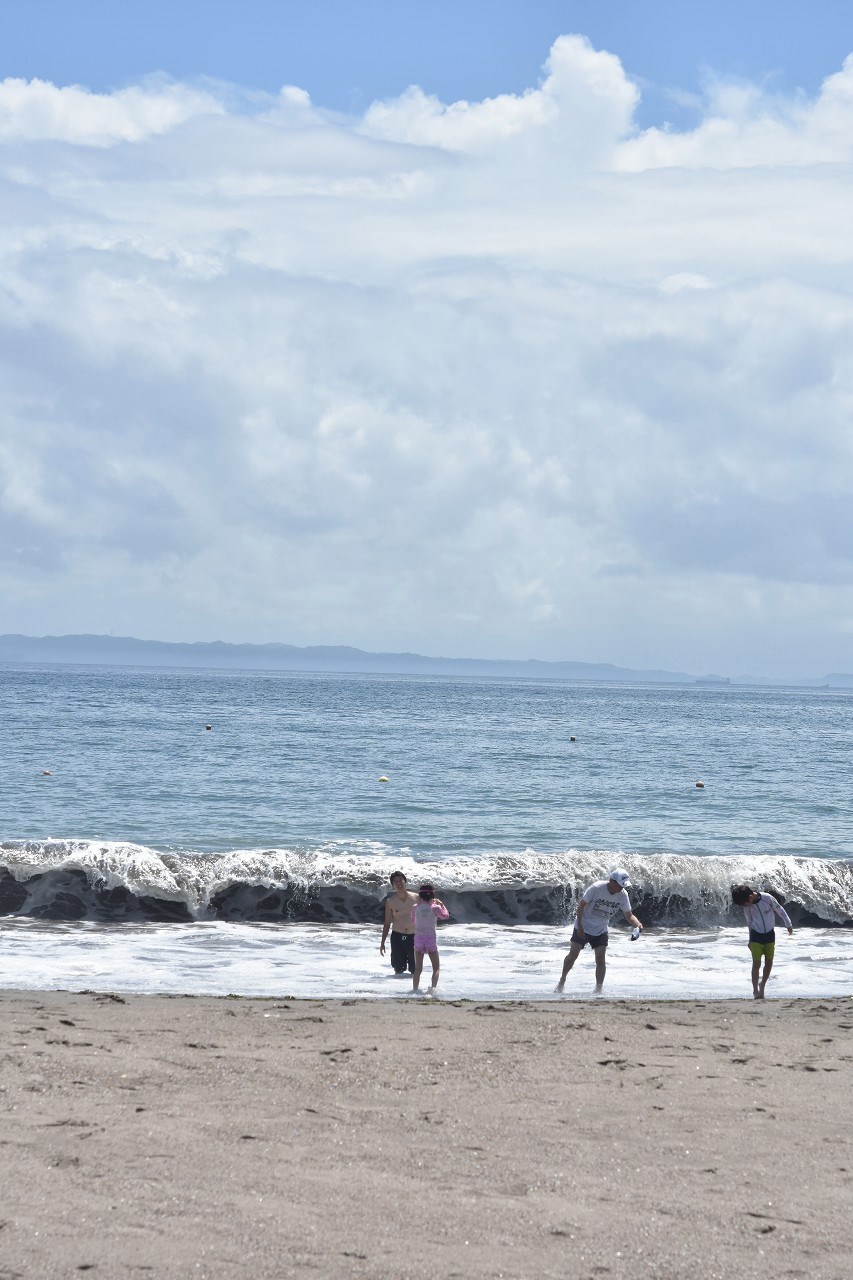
[608,869,631,888]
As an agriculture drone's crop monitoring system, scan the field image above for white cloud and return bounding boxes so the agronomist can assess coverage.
[1,38,853,674]
[618,54,853,170]
[360,35,637,162]
[659,273,714,294]
[0,76,222,145]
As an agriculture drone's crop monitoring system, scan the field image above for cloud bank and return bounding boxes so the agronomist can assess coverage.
[1,36,853,675]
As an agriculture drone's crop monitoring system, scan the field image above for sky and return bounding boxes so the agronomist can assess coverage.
[2,2,853,676]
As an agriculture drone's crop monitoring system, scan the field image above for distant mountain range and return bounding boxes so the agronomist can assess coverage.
[0,633,851,687]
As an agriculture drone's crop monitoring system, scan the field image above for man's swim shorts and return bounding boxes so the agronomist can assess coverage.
[390,931,415,973]
[571,928,608,950]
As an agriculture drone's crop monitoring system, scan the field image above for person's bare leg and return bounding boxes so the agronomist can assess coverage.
[412,952,424,992]
[428,950,440,990]
[758,953,773,998]
[751,954,762,998]
[556,942,582,992]
[594,947,607,993]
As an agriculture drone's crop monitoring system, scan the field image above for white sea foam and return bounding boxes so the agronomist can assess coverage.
[1,919,850,1001]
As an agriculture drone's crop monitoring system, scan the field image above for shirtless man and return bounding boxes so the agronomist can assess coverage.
[380,872,418,975]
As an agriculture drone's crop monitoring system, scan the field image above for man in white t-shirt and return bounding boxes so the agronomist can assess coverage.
[555,870,643,994]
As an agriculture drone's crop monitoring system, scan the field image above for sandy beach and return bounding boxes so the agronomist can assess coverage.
[1,990,850,1280]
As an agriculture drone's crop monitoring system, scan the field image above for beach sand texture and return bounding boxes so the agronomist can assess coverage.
[1,991,850,1280]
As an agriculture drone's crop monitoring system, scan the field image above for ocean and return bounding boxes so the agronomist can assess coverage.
[1,664,851,999]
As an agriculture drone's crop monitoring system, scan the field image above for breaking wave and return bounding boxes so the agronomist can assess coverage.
[1,840,851,927]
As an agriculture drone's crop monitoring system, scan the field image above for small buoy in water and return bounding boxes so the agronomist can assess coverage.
[42,769,52,776]
[205,725,212,731]
[378,775,389,783]
[570,736,577,742]
[695,781,705,788]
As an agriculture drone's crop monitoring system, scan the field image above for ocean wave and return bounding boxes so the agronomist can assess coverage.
[1,840,851,927]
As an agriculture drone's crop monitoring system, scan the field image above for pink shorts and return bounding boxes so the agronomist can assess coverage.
[414,934,438,954]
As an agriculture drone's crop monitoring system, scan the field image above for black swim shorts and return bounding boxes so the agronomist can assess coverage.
[390,931,416,973]
[571,928,608,950]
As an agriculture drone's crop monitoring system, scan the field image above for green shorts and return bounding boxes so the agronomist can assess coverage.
[748,940,775,961]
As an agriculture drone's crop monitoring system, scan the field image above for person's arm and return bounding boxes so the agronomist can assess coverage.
[623,909,642,931]
[771,896,794,934]
[380,898,393,954]
[433,899,450,921]
[576,898,586,937]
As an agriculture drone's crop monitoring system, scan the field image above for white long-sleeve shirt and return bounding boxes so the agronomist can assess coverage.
[743,892,792,936]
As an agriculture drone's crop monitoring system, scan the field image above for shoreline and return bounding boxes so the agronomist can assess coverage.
[2,990,850,1279]
[3,984,852,1003]
[3,917,851,1002]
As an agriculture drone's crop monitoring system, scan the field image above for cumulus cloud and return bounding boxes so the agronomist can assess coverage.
[360,35,637,161]
[1,37,853,674]
[0,75,222,145]
[618,53,853,170]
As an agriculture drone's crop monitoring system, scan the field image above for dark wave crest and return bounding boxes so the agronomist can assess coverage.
[1,840,851,927]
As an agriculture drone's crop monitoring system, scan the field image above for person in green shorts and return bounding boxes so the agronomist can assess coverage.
[731,884,794,999]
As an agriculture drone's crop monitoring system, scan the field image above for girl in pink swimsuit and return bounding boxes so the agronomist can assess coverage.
[410,882,450,994]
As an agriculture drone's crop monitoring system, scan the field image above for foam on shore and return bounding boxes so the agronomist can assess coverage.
[1,917,851,1000]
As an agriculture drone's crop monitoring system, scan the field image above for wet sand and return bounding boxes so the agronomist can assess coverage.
[1,990,851,1279]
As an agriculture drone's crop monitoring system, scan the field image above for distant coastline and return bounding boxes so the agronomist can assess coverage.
[1,632,851,687]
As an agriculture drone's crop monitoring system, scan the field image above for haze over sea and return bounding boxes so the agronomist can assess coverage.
[2,663,851,1000]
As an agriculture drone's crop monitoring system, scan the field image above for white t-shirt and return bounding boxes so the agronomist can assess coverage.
[578,881,631,936]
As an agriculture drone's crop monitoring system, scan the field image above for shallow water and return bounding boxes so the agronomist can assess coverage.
[2,918,850,1001]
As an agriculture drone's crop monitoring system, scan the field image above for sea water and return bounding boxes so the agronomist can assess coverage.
[1,664,851,999]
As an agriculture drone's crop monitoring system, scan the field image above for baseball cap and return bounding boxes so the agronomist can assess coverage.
[608,869,631,888]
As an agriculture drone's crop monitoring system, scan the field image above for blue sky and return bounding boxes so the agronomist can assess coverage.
[2,4,853,675]
[6,1,853,124]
